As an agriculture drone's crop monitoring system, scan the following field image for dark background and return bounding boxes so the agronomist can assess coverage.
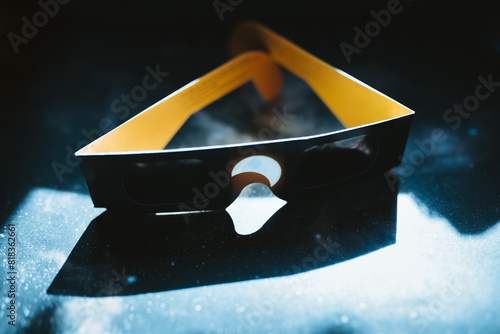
[1,0,499,333]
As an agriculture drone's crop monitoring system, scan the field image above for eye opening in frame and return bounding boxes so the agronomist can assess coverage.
[297,134,378,188]
[122,159,214,205]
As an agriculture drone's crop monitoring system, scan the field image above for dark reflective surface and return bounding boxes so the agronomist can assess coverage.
[48,174,397,296]
[399,123,500,234]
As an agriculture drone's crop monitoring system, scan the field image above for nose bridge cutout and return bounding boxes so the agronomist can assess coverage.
[231,155,282,187]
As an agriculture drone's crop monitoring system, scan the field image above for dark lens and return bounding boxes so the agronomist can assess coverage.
[297,135,377,188]
[122,159,213,205]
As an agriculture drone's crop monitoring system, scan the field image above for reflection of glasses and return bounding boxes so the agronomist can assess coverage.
[48,173,398,296]
[76,21,414,213]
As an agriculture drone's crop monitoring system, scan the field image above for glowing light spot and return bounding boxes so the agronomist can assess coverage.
[468,128,478,136]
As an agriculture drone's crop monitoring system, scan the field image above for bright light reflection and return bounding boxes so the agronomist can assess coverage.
[226,183,287,235]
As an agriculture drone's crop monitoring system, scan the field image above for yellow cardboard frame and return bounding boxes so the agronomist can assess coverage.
[77,22,413,156]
